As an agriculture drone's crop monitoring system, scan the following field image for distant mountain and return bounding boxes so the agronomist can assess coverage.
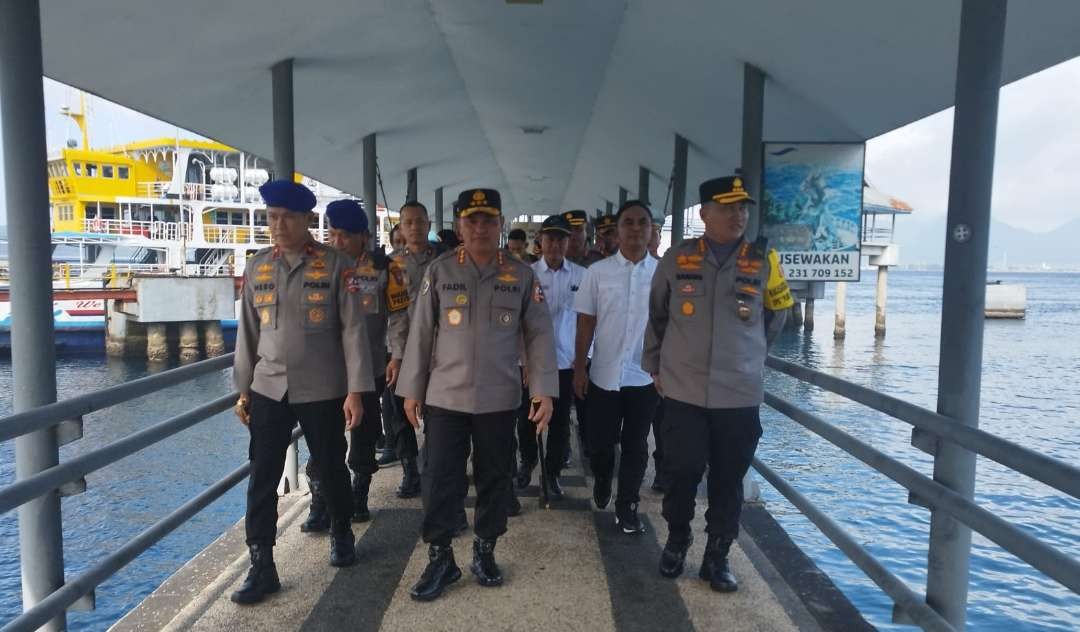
[891,215,1080,268]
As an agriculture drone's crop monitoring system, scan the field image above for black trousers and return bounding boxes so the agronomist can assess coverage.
[246,391,352,546]
[586,381,659,507]
[517,368,574,478]
[305,376,386,481]
[385,389,419,459]
[421,406,515,546]
[651,398,666,472]
[660,398,762,541]
[574,362,590,457]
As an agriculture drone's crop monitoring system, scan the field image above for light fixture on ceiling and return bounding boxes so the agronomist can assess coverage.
[521,125,548,135]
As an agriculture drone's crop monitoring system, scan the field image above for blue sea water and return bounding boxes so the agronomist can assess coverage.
[0,270,1077,630]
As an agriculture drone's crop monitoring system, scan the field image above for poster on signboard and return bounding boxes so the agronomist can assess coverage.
[761,142,864,282]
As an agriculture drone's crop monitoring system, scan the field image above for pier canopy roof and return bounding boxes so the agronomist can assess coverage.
[37,1,1080,216]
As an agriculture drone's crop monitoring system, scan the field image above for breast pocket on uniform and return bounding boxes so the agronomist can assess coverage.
[491,290,521,329]
[301,288,333,330]
[253,291,278,330]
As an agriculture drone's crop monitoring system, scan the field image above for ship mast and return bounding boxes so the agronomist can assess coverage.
[59,92,90,150]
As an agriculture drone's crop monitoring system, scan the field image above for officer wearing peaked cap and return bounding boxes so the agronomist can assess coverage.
[397,187,559,601]
[563,209,590,267]
[583,214,617,266]
[231,180,375,604]
[643,174,793,592]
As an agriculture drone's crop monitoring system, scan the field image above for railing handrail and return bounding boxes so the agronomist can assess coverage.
[765,356,1080,500]
[763,390,1080,595]
[0,354,233,444]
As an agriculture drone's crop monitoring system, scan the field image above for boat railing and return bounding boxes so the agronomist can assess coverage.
[0,354,303,632]
[757,356,1080,632]
[861,225,895,244]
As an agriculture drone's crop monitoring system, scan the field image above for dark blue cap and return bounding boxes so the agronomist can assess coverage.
[259,180,317,213]
[325,199,369,233]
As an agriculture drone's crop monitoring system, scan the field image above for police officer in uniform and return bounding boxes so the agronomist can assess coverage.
[397,188,558,601]
[643,175,793,591]
[585,214,618,265]
[298,199,408,526]
[386,201,445,498]
[563,209,590,267]
[231,180,374,604]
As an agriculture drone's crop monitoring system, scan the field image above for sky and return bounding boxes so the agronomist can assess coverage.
[1,56,1079,232]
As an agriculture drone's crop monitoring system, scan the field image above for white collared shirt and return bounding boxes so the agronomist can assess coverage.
[574,250,657,391]
[532,256,585,370]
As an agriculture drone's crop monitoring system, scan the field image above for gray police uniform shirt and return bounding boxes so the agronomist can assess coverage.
[347,250,409,377]
[233,240,375,402]
[387,243,445,361]
[396,247,559,414]
[642,236,790,409]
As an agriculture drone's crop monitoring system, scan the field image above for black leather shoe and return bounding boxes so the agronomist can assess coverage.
[514,461,536,490]
[376,448,399,466]
[300,481,330,533]
[410,544,461,601]
[470,537,504,587]
[593,476,612,509]
[659,531,693,578]
[547,476,564,501]
[615,503,646,534]
[351,473,371,523]
[508,490,522,517]
[700,536,738,592]
[231,545,281,604]
[329,525,357,567]
[453,509,470,536]
[397,456,421,499]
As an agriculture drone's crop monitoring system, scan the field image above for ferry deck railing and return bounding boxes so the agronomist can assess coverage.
[1,352,1078,631]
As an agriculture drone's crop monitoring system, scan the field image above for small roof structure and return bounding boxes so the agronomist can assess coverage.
[35,1,1080,214]
[863,180,914,216]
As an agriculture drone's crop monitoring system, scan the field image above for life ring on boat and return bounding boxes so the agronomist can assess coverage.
[91,217,103,232]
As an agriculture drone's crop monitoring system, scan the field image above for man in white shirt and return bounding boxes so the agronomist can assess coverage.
[573,200,659,534]
[515,214,587,499]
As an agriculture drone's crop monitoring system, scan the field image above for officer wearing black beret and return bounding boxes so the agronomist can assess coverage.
[643,174,793,591]
[231,180,374,604]
[397,188,558,601]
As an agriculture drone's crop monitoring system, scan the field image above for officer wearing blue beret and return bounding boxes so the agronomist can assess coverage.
[231,180,374,604]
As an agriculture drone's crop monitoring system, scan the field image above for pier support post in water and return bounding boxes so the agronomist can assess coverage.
[204,321,226,357]
[178,322,200,363]
[803,298,815,332]
[925,1,1007,628]
[147,323,169,362]
[788,301,803,329]
[874,265,889,338]
[1,1,66,628]
[833,282,847,340]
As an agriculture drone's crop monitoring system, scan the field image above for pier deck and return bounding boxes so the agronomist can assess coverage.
[112,447,868,632]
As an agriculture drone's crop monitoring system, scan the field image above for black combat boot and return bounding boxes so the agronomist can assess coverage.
[470,537,504,587]
[659,529,693,578]
[397,456,421,499]
[410,544,461,601]
[700,535,738,592]
[593,475,612,509]
[230,544,281,604]
[329,521,357,567]
[514,460,536,490]
[351,472,371,523]
[300,481,330,533]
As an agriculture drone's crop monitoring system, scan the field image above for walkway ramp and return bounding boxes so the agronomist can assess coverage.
[112,450,866,632]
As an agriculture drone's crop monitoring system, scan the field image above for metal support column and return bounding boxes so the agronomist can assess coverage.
[926,1,1007,628]
[435,186,444,232]
[671,134,688,244]
[271,59,295,181]
[741,63,765,240]
[271,57,299,492]
[363,134,378,245]
[406,167,418,202]
[1,1,65,628]
[618,186,628,206]
[638,166,651,205]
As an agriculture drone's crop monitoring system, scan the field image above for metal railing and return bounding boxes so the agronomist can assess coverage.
[0,354,305,632]
[758,356,1080,631]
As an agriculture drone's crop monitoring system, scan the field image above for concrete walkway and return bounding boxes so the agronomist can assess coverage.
[112,433,870,632]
